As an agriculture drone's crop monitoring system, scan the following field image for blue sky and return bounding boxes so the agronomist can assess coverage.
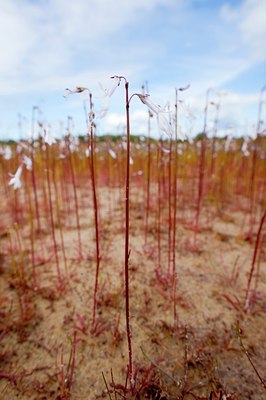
[0,0,265,141]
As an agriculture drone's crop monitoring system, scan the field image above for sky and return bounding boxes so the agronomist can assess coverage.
[0,0,265,141]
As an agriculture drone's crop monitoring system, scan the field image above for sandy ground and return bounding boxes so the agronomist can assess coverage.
[0,185,265,399]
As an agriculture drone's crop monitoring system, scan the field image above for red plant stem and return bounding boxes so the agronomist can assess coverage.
[249,147,257,234]
[194,134,206,246]
[144,112,152,245]
[124,80,133,384]
[167,137,172,275]
[66,131,82,258]
[9,230,26,322]
[244,209,266,311]
[107,142,112,219]
[14,224,31,322]
[33,136,48,268]
[30,155,41,232]
[52,157,68,277]
[194,88,210,244]
[172,89,178,276]
[62,157,72,229]
[161,150,167,202]
[210,102,220,176]
[0,159,9,201]
[25,171,37,286]
[157,140,162,270]
[88,94,101,327]
[68,331,77,391]
[173,274,178,330]
[38,135,49,226]
[45,142,62,287]
[219,157,226,213]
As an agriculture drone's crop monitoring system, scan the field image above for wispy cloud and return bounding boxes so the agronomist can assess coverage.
[220,0,266,62]
[0,0,265,140]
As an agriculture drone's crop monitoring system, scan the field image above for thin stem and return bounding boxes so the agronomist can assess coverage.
[168,137,172,275]
[88,94,101,327]
[124,80,133,383]
[52,157,68,277]
[66,127,82,258]
[157,140,162,269]
[144,112,152,245]
[244,209,266,311]
[45,142,62,288]
[172,89,178,275]
[237,322,266,389]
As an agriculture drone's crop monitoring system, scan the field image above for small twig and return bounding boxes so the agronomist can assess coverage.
[244,209,266,311]
[111,368,117,400]
[102,371,113,400]
[140,346,181,387]
[182,325,189,392]
[237,322,266,389]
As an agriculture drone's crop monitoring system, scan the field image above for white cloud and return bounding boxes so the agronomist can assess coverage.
[240,0,266,61]
[0,0,179,95]
[100,108,152,136]
[0,1,35,75]
[220,0,266,62]
[187,90,260,137]
[0,0,264,140]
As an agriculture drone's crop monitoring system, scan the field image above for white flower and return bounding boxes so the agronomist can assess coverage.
[22,155,32,170]
[4,146,12,160]
[224,136,232,152]
[8,165,23,190]
[138,94,161,114]
[85,147,90,157]
[106,76,121,97]
[157,111,173,138]
[64,87,89,97]
[241,140,250,157]
[137,94,173,138]
[98,96,110,119]
[44,129,56,146]
[108,149,117,159]
[178,100,195,122]
[179,84,191,92]
[98,76,121,119]
[121,141,127,151]
[69,136,79,153]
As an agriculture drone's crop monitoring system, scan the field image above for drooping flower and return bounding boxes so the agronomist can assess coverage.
[179,84,191,92]
[106,76,122,97]
[224,135,232,152]
[98,95,110,119]
[108,149,117,159]
[98,76,122,119]
[85,147,90,157]
[137,94,161,114]
[161,147,171,154]
[44,128,56,146]
[64,87,89,97]
[8,165,23,190]
[4,146,12,160]
[241,138,250,157]
[137,94,173,138]
[121,141,127,151]
[22,155,32,170]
